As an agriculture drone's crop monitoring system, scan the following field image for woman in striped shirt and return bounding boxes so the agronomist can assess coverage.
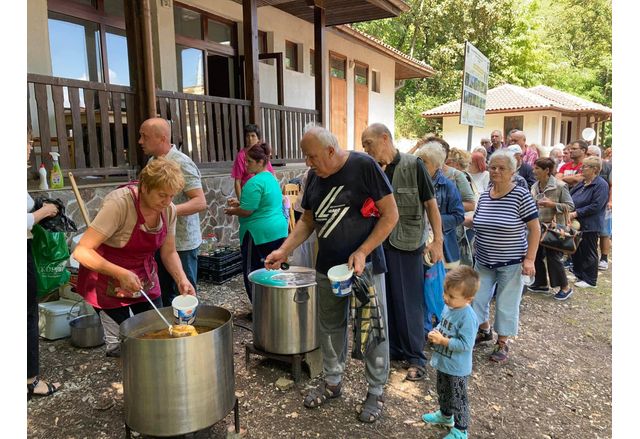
[468,150,541,363]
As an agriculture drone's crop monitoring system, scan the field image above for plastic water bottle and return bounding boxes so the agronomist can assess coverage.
[199,234,218,255]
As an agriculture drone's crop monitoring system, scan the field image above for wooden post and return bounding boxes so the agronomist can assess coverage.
[124,0,147,168]
[313,3,326,125]
[243,0,260,125]
[141,0,157,119]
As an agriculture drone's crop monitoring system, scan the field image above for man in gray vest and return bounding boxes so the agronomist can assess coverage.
[362,123,444,381]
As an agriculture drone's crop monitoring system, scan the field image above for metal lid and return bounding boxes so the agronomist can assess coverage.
[248,266,316,288]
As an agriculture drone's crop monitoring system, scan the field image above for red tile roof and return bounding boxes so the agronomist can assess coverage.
[422,84,612,118]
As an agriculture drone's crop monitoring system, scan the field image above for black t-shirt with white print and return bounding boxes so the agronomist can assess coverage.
[301,152,393,275]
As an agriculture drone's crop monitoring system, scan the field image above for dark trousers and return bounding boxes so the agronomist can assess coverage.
[27,240,39,378]
[240,232,286,302]
[573,231,599,286]
[156,248,199,308]
[437,371,470,430]
[384,246,427,367]
[534,245,568,289]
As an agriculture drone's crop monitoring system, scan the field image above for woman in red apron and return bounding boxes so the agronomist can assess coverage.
[74,158,196,356]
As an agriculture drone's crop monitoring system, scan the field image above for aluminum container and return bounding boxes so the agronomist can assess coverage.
[249,267,318,355]
[120,305,235,437]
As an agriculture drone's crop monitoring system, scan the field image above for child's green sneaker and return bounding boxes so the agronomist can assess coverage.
[443,427,468,439]
[421,410,454,427]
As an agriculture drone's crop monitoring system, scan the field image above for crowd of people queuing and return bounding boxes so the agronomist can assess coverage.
[28,118,612,439]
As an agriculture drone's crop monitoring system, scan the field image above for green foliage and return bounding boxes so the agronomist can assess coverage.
[353,0,612,143]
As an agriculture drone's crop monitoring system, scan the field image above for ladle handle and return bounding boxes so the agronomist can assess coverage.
[139,289,173,330]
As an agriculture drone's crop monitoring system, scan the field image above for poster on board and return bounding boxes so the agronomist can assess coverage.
[459,41,490,128]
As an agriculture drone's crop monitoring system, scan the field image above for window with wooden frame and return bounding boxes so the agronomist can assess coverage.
[173,2,238,96]
[47,0,129,85]
[371,70,380,93]
[285,41,300,72]
[504,116,524,137]
[355,64,368,86]
[330,55,346,79]
[550,117,557,145]
[541,116,548,145]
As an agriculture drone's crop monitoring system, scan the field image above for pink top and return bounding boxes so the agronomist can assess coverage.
[522,147,539,167]
[231,148,275,186]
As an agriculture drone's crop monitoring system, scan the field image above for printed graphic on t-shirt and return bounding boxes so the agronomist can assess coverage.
[315,185,351,238]
[432,317,455,359]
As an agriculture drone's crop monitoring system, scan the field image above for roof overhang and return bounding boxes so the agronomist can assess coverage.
[232,0,409,26]
[335,25,435,79]
[423,107,613,119]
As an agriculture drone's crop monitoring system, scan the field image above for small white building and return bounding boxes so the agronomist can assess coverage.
[421,84,612,150]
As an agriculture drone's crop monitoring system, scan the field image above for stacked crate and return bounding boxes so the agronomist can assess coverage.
[197,247,243,285]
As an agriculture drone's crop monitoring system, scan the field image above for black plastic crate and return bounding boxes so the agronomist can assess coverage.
[198,261,243,285]
[198,248,242,271]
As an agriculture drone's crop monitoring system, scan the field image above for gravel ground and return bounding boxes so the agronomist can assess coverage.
[28,263,612,438]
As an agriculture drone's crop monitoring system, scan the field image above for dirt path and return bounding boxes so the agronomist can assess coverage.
[28,267,611,438]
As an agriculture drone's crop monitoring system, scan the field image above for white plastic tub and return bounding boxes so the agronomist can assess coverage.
[38,299,81,340]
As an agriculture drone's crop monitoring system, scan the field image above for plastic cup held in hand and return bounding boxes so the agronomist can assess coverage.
[172,295,199,325]
[522,274,534,286]
[327,264,354,297]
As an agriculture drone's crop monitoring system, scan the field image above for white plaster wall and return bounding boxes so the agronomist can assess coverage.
[151,0,178,91]
[27,0,52,75]
[441,110,564,150]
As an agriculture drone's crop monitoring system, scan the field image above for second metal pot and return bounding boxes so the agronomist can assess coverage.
[69,314,104,348]
[250,267,318,355]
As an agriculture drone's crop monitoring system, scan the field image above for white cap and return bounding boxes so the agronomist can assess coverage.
[507,145,522,155]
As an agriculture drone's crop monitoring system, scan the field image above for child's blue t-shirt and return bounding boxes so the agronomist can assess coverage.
[430,304,478,377]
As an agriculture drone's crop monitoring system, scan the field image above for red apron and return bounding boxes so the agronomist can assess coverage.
[77,186,167,309]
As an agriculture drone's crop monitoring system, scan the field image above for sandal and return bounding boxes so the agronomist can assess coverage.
[303,381,342,409]
[405,365,426,382]
[27,376,60,400]
[357,392,384,423]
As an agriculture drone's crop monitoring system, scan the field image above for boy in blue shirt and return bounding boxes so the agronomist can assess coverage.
[422,265,479,439]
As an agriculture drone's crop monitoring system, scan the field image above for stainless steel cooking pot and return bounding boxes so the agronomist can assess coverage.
[69,314,104,348]
[120,305,235,437]
[249,267,318,355]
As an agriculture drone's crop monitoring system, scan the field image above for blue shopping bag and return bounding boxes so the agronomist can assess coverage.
[423,260,446,332]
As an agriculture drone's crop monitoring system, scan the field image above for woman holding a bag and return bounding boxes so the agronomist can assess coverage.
[529,158,575,300]
[568,156,609,289]
[27,136,62,398]
[74,158,196,357]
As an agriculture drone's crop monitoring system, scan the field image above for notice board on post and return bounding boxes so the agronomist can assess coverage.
[459,41,490,128]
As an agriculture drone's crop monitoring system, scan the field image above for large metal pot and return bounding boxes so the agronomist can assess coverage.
[120,305,235,437]
[250,267,318,355]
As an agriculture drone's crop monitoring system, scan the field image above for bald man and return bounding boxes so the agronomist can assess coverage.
[139,117,206,306]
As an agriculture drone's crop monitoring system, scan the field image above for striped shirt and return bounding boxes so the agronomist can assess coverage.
[473,185,538,268]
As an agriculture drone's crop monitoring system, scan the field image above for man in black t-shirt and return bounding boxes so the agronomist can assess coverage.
[265,126,398,423]
[362,123,443,382]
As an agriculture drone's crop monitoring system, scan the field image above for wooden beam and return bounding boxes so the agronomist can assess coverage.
[313,5,326,125]
[124,0,146,167]
[243,0,261,125]
[142,0,156,119]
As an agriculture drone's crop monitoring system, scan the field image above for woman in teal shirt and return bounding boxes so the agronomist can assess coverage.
[225,142,288,302]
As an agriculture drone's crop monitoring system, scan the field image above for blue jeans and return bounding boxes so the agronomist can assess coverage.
[471,262,524,337]
[156,248,199,307]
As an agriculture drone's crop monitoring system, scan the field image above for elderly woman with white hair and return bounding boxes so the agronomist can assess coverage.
[468,150,540,363]
[415,143,465,268]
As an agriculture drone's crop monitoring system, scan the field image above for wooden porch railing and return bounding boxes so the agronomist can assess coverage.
[27,74,318,180]
[157,90,318,166]
[27,73,138,178]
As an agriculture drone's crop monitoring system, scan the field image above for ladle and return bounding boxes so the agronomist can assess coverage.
[138,289,194,338]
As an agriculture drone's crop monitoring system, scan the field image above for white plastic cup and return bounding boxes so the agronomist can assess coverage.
[327,264,354,297]
[522,274,534,286]
[172,295,199,325]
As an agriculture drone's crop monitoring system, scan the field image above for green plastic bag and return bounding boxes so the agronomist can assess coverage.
[31,224,70,297]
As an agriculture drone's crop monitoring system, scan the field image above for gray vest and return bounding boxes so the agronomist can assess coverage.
[388,152,428,251]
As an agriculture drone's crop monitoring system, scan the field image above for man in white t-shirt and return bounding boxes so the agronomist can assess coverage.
[139,118,207,306]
